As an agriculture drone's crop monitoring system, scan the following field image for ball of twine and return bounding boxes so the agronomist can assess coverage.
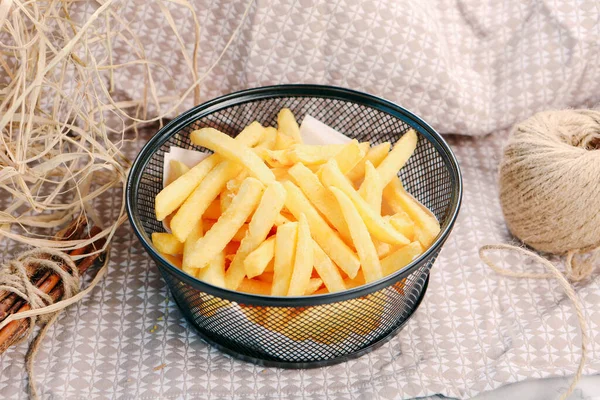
[499,109,600,281]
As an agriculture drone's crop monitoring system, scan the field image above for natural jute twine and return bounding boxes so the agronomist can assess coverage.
[0,249,109,399]
[480,109,600,400]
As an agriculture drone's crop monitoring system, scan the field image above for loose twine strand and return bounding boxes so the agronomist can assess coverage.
[479,244,589,400]
[0,248,110,399]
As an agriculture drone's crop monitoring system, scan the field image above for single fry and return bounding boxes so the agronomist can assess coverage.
[330,187,383,283]
[182,219,203,275]
[277,108,302,144]
[196,251,226,288]
[375,240,393,259]
[171,160,242,242]
[166,160,190,185]
[312,242,346,293]
[305,278,323,295]
[159,252,183,269]
[381,241,423,276]
[151,232,184,255]
[155,122,264,220]
[287,214,314,296]
[191,128,276,184]
[320,160,409,246]
[238,278,272,296]
[287,162,352,244]
[244,236,276,279]
[383,177,440,247]
[271,222,298,296]
[286,144,346,165]
[283,181,360,278]
[388,211,415,241]
[358,161,383,214]
[183,177,264,270]
[346,141,391,184]
[226,182,287,288]
[328,140,368,175]
[260,126,277,149]
[376,129,417,185]
[203,220,249,242]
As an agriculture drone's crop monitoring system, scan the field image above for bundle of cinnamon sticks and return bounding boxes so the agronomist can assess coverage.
[0,217,106,353]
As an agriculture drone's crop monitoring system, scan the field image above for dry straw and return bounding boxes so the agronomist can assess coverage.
[481,109,600,400]
[1,0,253,396]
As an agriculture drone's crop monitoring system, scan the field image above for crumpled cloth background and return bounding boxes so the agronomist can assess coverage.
[95,0,600,136]
[2,0,600,398]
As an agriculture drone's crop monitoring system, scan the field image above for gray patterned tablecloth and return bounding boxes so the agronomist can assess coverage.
[1,130,599,399]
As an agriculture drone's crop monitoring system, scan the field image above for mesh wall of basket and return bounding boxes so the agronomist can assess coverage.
[126,85,462,368]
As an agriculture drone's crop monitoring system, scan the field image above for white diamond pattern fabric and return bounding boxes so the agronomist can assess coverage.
[69,0,600,137]
[0,131,599,399]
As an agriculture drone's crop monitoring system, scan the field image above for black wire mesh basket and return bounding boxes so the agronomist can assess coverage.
[126,85,462,368]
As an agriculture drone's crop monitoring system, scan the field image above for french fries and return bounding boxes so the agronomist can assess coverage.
[154,111,437,306]
[151,232,184,255]
[320,160,410,246]
[182,177,264,270]
[330,187,383,283]
[283,181,361,279]
[271,222,298,296]
[287,214,314,296]
[155,121,264,220]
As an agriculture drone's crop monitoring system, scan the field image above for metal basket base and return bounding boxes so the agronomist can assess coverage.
[176,276,429,369]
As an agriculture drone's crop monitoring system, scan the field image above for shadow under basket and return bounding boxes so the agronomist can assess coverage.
[126,85,462,368]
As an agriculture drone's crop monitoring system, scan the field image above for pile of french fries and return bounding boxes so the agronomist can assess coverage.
[152,109,440,297]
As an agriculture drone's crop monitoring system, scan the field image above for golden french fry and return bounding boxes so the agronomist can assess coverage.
[287,214,314,296]
[244,236,276,279]
[159,252,183,269]
[320,160,410,246]
[275,133,296,150]
[324,140,369,175]
[151,232,184,255]
[388,211,415,241]
[283,181,360,278]
[346,141,391,184]
[191,128,276,184]
[155,122,264,220]
[330,187,383,283]
[260,126,277,149]
[381,241,423,276]
[183,177,264,270]
[287,162,352,245]
[166,160,190,185]
[171,160,242,242]
[305,278,323,295]
[271,221,298,296]
[196,251,226,288]
[312,241,346,293]
[376,129,417,185]
[182,219,204,274]
[286,144,346,165]
[220,171,249,213]
[203,220,249,242]
[358,161,383,214]
[344,269,365,289]
[383,178,440,247]
[238,278,272,295]
[254,148,291,167]
[277,108,302,144]
[375,240,393,259]
[225,182,287,288]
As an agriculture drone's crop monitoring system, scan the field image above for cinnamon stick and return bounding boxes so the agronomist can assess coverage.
[0,225,106,353]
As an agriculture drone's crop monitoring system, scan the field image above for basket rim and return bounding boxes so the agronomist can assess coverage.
[126,84,463,307]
